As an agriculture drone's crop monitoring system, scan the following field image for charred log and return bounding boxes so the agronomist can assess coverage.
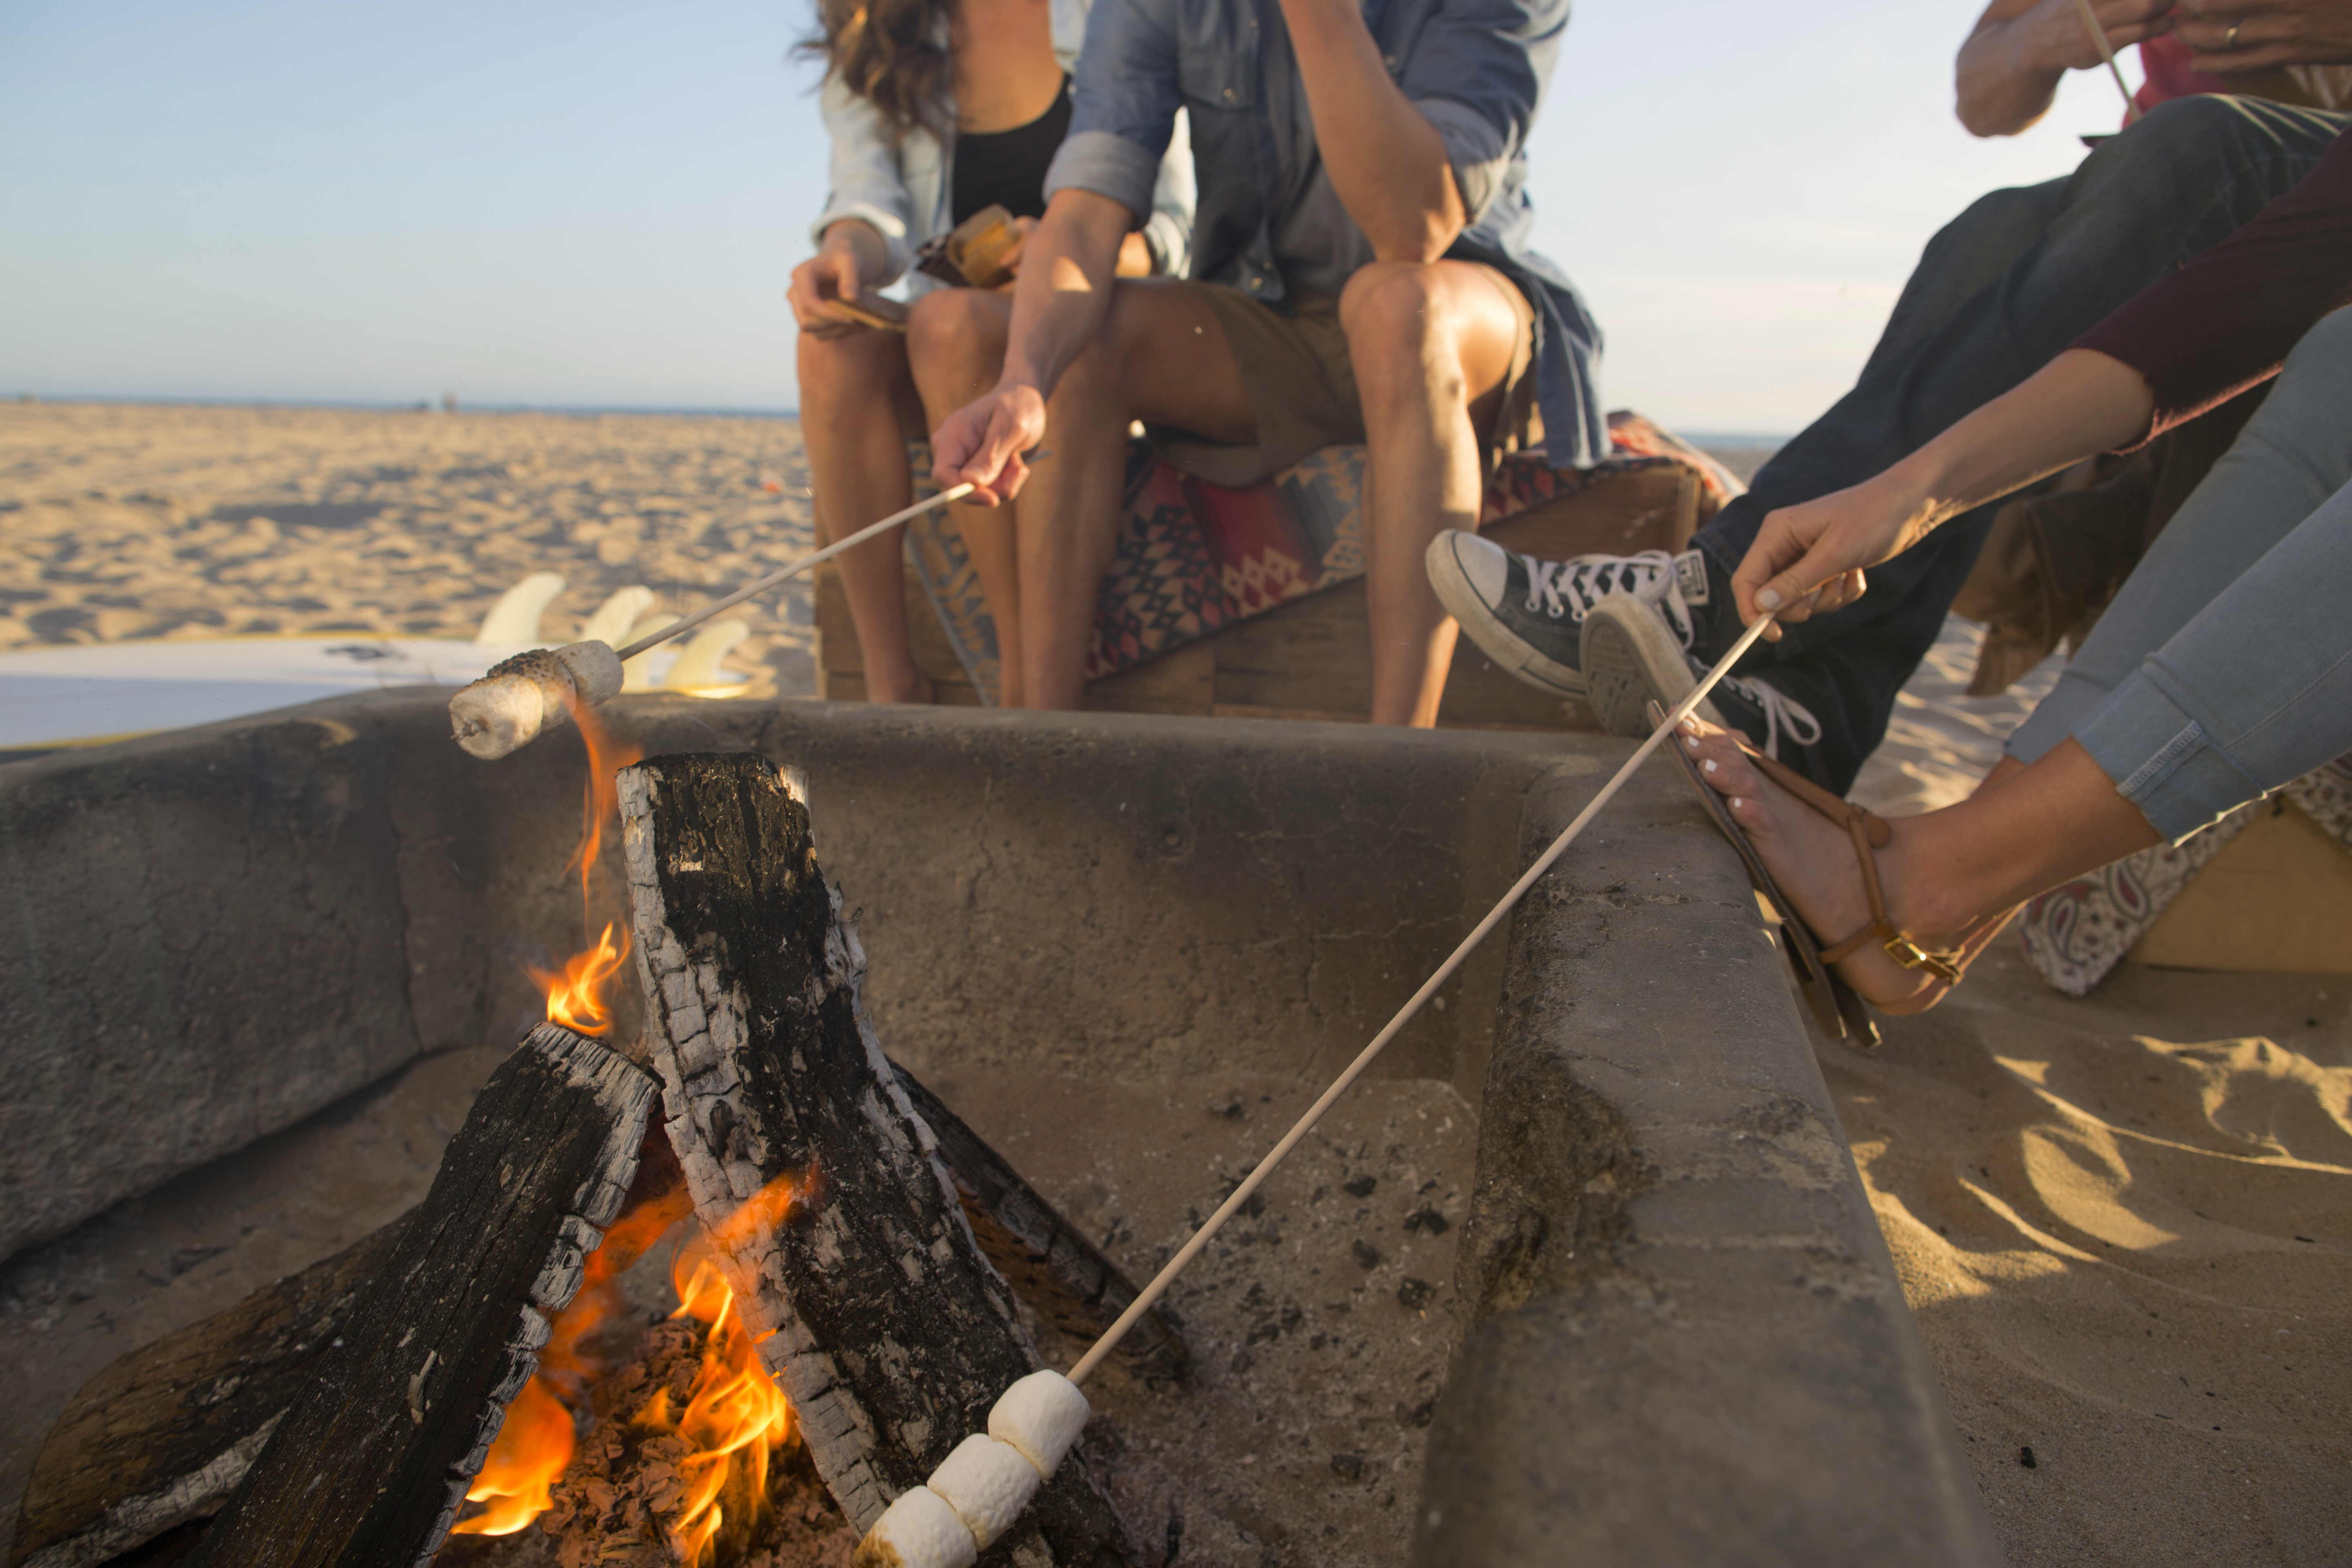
[9,1221,408,1568]
[893,1069,1185,1384]
[618,752,1140,1567]
[187,1024,660,1568]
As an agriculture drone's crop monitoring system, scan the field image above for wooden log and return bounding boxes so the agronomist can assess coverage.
[892,1069,1186,1384]
[618,752,1140,1567]
[186,1024,661,1568]
[9,1221,408,1568]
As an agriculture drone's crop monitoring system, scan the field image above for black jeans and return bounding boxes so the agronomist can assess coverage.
[1690,94,2346,792]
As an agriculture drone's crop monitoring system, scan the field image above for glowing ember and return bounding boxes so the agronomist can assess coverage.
[641,1238,800,1566]
[452,1376,575,1537]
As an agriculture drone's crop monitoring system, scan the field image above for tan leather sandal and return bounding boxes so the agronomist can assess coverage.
[1652,704,1968,1046]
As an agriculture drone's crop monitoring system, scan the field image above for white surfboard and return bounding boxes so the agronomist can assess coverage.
[0,580,753,753]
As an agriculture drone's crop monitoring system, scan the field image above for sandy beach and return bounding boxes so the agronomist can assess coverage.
[2,402,2345,1565]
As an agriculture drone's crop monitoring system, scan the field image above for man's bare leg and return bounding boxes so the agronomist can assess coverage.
[915,278,1255,708]
[909,290,1038,706]
[1340,261,1526,726]
[798,326,933,703]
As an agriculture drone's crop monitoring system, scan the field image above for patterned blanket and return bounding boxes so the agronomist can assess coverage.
[901,414,1737,704]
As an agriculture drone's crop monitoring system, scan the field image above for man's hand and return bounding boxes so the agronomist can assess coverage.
[2170,0,2352,72]
[787,221,889,339]
[1957,0,2174,136]
[929,383,1047,506]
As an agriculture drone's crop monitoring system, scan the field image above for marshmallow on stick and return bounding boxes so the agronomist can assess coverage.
[449,641,624,760]
[851,1371,1089,1568]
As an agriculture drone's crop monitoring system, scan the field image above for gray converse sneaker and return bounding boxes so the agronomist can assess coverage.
[1424,530,1709,697]
[1581,593,1823,760]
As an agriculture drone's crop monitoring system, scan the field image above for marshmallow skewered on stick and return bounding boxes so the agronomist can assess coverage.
[448,480,978,759]
[854,605,1800,1568]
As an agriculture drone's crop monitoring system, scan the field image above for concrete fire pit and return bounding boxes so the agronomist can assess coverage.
[0,692,1998,1566]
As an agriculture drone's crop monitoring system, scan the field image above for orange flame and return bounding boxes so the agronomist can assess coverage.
[452,1375,576,1537]
[639,1235,801,1566]
[529,920,630,1035]
[532,678,647,1038]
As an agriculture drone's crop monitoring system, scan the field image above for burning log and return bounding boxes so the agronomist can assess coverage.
[894,1072,1185,1385]
[187,1024,662,1568]
[618,753,1141,1567]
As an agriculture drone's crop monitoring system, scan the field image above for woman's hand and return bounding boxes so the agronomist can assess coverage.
[2169,0,2352,71]
[788,221,888,337]
[1731,476,1942,634]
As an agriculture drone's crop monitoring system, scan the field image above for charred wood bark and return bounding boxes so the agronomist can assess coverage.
[893,1069,1185,1384]
[9,1221,408,1568]
[619,752,1139,1567]
[187,1024,660,1568]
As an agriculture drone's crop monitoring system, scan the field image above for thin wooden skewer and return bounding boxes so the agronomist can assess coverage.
[612,482,978,661]
[2071,0,2140,121]
[1067,602,1791,1385]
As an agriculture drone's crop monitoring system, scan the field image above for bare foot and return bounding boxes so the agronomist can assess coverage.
[865,667,937,705]
[1677,716,1959,1014]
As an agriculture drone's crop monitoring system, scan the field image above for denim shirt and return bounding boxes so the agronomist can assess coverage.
[1043,0,1606,466]
[811,0,1196,296]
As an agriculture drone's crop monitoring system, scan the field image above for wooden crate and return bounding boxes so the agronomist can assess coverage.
[815,460,1699,729]
[2134,799,2352,975]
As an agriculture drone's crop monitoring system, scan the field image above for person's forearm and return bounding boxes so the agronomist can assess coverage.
[1955,16,2067,135]
[1891,350,2156,527]
[998,190,1130,398]
[1275,0,1465,261]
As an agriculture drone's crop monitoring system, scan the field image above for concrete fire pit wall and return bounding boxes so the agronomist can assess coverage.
[1414,753,2002,1567]
[0,689,1560,1262]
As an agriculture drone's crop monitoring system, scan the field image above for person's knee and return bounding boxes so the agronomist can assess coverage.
[1339,261,1448,356]
[796,327,896,403]
[906,289,1007,380]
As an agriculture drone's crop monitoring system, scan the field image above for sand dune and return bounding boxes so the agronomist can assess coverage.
[4,403,2345,1563]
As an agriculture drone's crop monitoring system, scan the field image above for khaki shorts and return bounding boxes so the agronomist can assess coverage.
[1146,265,1538,490]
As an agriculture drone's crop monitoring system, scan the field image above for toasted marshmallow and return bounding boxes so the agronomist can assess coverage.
[986,1370,1090,1481]
[448,640,620,760]
[849,1485,977,1568]
[927,1434,1040,1550]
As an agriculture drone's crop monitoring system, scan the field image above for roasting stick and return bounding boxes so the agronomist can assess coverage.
[851,602,1801,1568]
[449,481,975,760]
[2070,0,2139,120]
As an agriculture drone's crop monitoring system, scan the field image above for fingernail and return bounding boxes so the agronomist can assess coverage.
[1703,760,1717,773]
[1756,587,1783,612]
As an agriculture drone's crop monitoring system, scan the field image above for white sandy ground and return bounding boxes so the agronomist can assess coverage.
[2,404,2345,1564]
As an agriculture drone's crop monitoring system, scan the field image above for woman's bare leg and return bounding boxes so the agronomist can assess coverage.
[799,325,933,702]
[907,289,1028,706]
[1681,719,2158,1012]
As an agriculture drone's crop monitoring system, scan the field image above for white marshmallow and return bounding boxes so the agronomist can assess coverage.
[986,1370,1091,1481]
[554,639,624,704]
[450,673,550,760]
[926,1434,1041,1550]
[849,1485,977,1568]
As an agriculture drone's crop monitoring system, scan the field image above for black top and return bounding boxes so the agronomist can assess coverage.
[950,75,1073,225]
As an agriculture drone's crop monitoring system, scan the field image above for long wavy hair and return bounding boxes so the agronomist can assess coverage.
[802,0,955,145]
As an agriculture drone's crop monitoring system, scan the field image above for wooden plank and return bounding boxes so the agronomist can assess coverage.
[188,1026,661,1568]
[1085,640,1214,716]
[10,1223,409,1568]
[1486,464,1699,559]
[617,753,1140,1566]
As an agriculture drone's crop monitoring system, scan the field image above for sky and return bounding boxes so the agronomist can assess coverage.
[0,0,2138,434]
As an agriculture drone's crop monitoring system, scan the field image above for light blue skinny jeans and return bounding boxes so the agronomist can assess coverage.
[2008,306,2352,842]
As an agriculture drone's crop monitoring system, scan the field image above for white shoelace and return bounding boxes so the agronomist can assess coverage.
[1717,672,1822,760]
[1521,549,1696,647]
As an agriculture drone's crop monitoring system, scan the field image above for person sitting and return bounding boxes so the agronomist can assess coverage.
[787,0,1194,706]
[1428,0,2348,787]
[1677,125,2351,1018]
[903,0,1601,723]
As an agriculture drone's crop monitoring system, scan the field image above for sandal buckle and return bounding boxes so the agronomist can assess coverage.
[1882,934,1962,984]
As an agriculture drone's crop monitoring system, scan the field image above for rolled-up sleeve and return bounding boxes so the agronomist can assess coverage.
[811,72,919,287]
[1045,0,1182,224]
[1395,0,1568,225]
